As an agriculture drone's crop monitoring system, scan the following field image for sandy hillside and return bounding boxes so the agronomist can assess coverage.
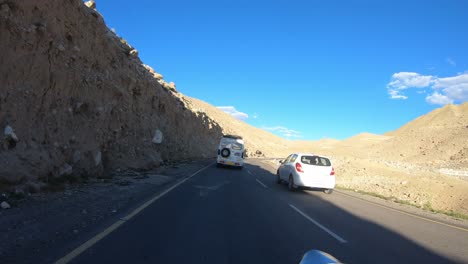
[305,104,468,216]
[183,97,291,157]
[330,133,392,158]
[259,104,468,216]
[375,103,468,168]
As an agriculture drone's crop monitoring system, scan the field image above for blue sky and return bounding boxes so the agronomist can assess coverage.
[96,0,468,140]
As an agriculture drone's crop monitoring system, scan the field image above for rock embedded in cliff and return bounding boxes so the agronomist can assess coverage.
[152,129,163,144]
[4,125,19,142]
[57,43,66,51]
[84,1,96,9]
[168,82,176,90]
[162,81,176,91]
[59,163,73,176]
[153,72,163,80]
[129,49,138,57]
[1,201,11,210]
[73,151,81,163]
[94,151,102,166]
[0,3,10,19]
[4,125,19,149]
[143,64,155,74]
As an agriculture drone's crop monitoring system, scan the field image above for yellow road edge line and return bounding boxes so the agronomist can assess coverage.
[55,162,215,264]
[336,190,468,233]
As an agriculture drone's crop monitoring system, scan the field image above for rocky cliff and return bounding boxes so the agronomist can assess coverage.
[0,0,223,186]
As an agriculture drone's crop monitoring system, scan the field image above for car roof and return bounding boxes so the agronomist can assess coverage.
[289,153,331,159]
[222,134,243,140]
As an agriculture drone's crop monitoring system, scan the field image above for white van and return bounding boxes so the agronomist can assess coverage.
[217,135,245,169]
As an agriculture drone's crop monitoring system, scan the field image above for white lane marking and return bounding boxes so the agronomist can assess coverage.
[55,162,215,264]
[256,179,268,189]
[289,204,347,243]
[247,170,253,176]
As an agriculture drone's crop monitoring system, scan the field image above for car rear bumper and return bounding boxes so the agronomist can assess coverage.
[293,174,335,189]
[217,157,244,167]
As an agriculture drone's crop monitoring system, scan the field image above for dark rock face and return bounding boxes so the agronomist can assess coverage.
[0,0,222,185]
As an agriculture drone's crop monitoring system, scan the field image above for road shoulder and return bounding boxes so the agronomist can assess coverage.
[0,159,214,264]
[250,158,468,231]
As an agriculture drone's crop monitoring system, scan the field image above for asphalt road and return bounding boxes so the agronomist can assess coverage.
[61,159,468,264]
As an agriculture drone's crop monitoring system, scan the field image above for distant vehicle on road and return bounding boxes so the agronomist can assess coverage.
[277,153,335,193]
[217,135,245,169]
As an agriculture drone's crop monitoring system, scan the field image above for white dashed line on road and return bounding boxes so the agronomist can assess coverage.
[289,204,347,243]
[256,179,268,189]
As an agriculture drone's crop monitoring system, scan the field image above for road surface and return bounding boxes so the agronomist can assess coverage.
[57,159,468,264]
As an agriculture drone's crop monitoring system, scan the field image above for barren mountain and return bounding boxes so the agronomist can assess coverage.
[375,103,468,167]
[310,104,468,216]
[0,0,223,187]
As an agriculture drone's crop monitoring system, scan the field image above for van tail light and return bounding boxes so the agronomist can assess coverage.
[295,163,304,173]
[330,167,335,176]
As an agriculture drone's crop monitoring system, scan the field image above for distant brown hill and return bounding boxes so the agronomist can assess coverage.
[375,103,468,166]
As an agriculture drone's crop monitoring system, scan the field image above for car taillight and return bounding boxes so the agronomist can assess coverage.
[330,167,335,176]
[295,163,304,173]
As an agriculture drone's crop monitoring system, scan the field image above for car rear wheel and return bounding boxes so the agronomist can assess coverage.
[288,175,295,192]
[324,189,333,194]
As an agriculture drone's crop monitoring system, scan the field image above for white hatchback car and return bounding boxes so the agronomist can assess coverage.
[277,153,335,193]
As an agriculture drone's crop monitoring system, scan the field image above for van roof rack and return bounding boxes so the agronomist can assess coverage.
[222,134,243,140]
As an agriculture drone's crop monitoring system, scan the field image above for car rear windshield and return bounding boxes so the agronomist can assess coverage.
[301,156,331,166]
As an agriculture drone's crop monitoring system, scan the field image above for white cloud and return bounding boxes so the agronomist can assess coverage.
[387,72,433,99]
[252,113,259,119]
[446,58,456,66]
[388,89,408,100]
[263,126,302,138]
[433,74,468,89]
[389,72,433,89]
[426,92,453,105]
[386,72,468,105]
[216,106,249,120]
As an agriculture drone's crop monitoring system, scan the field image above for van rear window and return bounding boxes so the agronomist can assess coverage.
[301,156,331,166]
[231,143,243,150]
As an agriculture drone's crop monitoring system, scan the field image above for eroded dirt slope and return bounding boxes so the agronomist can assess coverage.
[0,0,223,186]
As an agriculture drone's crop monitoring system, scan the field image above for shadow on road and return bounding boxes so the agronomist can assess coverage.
[245,159,463,264]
